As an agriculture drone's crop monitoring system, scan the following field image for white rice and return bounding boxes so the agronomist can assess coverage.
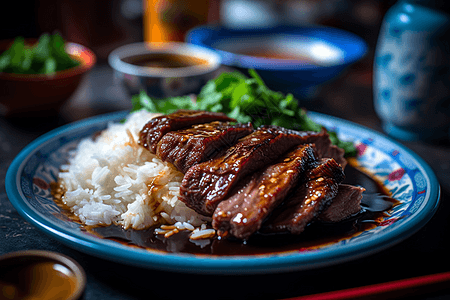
[58,110,211,232]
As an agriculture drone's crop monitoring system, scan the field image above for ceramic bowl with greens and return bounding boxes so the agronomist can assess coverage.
[0,33,96,117]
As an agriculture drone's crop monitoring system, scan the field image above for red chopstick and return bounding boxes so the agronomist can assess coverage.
[282,271,450,300]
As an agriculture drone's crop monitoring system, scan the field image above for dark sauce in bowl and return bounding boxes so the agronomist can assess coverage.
[238,48,318,65]
[0,251,85,300]
[122,53,209,69]
[73,161,399,256]
[0,262,77,300]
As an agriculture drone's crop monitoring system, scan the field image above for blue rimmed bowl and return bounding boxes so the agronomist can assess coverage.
[186,25,368,98]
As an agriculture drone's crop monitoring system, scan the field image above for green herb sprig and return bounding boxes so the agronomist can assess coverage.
[0,33,80,74]
[131,70,356,157]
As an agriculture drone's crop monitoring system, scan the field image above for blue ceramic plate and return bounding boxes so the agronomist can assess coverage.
[6,111,440,274]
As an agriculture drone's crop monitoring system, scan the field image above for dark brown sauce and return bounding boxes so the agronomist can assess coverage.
[238,48,318,65]
[76,162,399,256]
[122,53,209,69]
[0,261,77,300]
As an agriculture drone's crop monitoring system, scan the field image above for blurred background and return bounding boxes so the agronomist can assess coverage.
[0,0,398,121]
[2,0,397,61]
[1,0,397,101]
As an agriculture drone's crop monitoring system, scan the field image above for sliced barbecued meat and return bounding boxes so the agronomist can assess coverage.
[180,126,325,216]
[306,157,345,181]
[262,158,345,234]
[296,128,347,169]
[318,184,364,223]
[259,126,329,154]
[323,145,347,170]
[212,144,316,240]
[156,121,253,173]
[138,110,235,153]
[261,126,347,169]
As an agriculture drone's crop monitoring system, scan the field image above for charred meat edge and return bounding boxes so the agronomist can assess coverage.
[139,110,235,153]
[263,126,347,170]
[212,144,316,240]
[156,121,254,173]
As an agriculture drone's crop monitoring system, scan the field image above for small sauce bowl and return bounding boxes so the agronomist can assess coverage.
[0,250,86,300]
[108,42,221,99]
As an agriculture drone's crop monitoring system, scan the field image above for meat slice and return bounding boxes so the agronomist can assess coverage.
[262,126,347,169]
[259,126,330,155]
[156,121,253,173]
[305,157,345,182]
[318,184,364,223]
[138,110,235,153]
[322,145,347,170]
[212,144,316,240]
[297,128,347,169]
[180,126,323,216]
[262,158,345,234]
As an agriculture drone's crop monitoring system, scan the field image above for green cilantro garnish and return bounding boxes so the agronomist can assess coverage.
[130,69,356,157]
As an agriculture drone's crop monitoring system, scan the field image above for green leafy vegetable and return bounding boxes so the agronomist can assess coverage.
[130,70,357,157]
[0,32,80,74]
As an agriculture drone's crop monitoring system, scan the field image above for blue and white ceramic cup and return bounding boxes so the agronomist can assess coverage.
[374,0,450,141]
